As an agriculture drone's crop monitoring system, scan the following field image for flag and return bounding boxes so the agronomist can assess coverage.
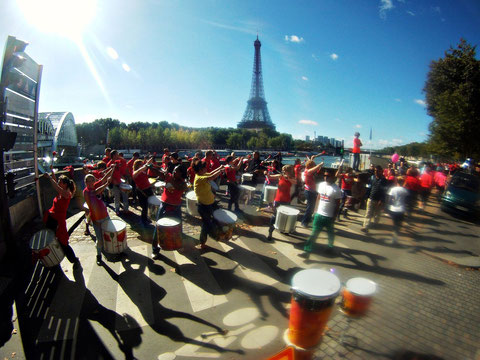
[369,127,372,141]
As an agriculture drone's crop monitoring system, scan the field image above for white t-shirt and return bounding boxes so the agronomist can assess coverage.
[388,186,409,213]
[316,181,342,218]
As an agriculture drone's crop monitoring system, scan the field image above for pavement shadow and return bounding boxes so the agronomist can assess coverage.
[102,249,244,356]
[15,262,141,360]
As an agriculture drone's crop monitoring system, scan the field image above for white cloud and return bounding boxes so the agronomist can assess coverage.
[285,35,304,43]
[406,10,415,16]
[330,53,339,61]
[379,0,394,19]
[106,47,119,60]
[299,119,318,126]
[301,76,309,81]
[312,54,320,61]
[394,98,402,102]
[122,63,131,72]
[354,124,362,129]
[414,99,426,107]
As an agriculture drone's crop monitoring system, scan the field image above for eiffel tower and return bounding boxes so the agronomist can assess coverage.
[238,36,275,131]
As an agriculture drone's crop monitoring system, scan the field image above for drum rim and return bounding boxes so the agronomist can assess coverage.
[239,185,256,191]
[186,191,197,200]
[345,277,377,296]
[102,219,127,231]
[291,269,341,300]
[148,195,162,205]
[277,205,300,215]
[156,216,181,226]
[213,209,238,223]
[30,229,56,249]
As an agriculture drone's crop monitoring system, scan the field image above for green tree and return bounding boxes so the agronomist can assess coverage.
[424,39,480,159]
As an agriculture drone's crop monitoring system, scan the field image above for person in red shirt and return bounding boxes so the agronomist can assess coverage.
[107,150,129,215]
[224,155,244,212]
[419,165,434,210]
[266,165,297,242]
[118,152,128,176]
[202,150,214,173]
[257,159,281,210]
[404,167,421,215]
[352,132,362,171]
[335,164,354,220]
[84,168,114,265]
[152,165,188,258]
[132,158,155,224]
[126,152,140,205]
[102,147,111,164]
[300,160,324,227]
[162,148,170,162]
[42,170,79,268]
[291,158,304,203]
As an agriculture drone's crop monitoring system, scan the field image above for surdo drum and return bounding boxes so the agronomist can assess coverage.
[263,185,277,203]
[101,219,128,254]
[241,173,253,184]
[341,277,377,317]
[274,206,300,233]
[83,202,92,225]
[288,269,341,349]
[186,191,199,217]
[30,229,65,267]
[156,217,182,251]
[119,183,132,194]
[148,195,162,221]
[213,209,237,241]
[154,181,165,195]
[239,185,256,204]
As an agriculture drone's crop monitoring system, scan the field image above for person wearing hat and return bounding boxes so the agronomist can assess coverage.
[352,132,362,171]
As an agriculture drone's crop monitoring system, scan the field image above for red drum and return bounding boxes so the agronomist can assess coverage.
[288,269,341,349]
[156,217,182,250]
[341,277,377,317]
[102,219,128,254]
[30,229,65,267]
[213,209,237,241]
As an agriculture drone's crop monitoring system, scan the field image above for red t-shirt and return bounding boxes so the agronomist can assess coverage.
[202,158,213,173]
[304,169,316,191]
[119,157,127,176]
[211,157,221,171]
[102,156,110,163]
[126,158,136,176]
[420,172,434,189]
[187,166,196,184]
[83,184,108,222]
[161,173,184,206]
[107,159,123,184]
[294,164,302,179]
[134,171,152,191]
[404,175,421,192]
[353,138,361,153]
[275,176,292,203]
[225,165,236,182]
[341,173,354,190]
[49,193,70,222]
[92,170,103,180]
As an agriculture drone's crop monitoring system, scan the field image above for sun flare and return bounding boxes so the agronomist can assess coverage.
[16,0,97,40]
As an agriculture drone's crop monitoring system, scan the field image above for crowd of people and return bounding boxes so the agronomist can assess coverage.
[40,142,479,268]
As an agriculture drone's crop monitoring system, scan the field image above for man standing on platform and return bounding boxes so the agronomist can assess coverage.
[352,132,362,171]
[302,168,342,256]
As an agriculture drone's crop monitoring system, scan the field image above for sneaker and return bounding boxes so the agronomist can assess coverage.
[73,259,82,270]
[96,255,102,266]
[360,227,369,234]
[299,252,310,259]
[152,248,160,259]
[266,233,273,242]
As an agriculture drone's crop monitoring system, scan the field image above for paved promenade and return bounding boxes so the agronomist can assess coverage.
[2,187,480,360]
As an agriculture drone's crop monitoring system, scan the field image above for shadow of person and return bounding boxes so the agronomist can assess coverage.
[73,267,143,360]
[103,249,243,356]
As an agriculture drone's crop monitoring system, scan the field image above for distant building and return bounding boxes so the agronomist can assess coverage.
[306,135,310,142]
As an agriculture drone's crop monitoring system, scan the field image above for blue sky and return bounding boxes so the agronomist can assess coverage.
[1,0,479,149]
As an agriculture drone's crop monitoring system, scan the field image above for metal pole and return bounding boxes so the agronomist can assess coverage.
[33,65,43,215]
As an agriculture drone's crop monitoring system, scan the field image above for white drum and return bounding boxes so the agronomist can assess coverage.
[101,219,128,254]
[213,209,237,241]
[154,181,165,195]
[186,191,199,217]
[148,195,162,221]
[242,173,253,184]
[239,185,256,204]
[209,180,219,192]
[120,183,132,194]
[30,229,65,267]
[83,202,92,225]
[263,185,278,203]
[274,206,300,233]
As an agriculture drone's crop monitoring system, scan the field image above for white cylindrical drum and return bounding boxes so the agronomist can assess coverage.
[186,191,199,217]
[213,209,238,241]
[148,195,162,221]
[30,229,65,267]
[209,180,219,192]
[101,219,128,254]
[83,202,92,225]
[263,185,277,203]
[239,185,256,203]
[242,173,253,184]
[274,206,300,233]
[120,183,132,194]
[154,181,165,195]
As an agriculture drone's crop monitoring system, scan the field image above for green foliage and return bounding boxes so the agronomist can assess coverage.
[424,39,480,159]
[378,142,430,157]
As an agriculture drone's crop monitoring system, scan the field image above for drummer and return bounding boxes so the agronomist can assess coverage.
[224,155,244,213]
[193,160,225,249]
[257,159,281,211]
[152,164,188,258]
[42,169,80,269]
[83,167,114,265]
[300,160,324,228]
[266,165,297,242]
[107,150,129,215]
[132,158,155,224]
[126,152,140,205]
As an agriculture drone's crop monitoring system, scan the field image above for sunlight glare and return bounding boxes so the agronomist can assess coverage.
[106,47,119,60]
[16,0,97,39]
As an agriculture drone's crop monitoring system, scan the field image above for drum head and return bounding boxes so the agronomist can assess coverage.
[120,184,132,190]
[291,269,341,300]
[102,219,127,232]
[209,181,219,191]
[155,181,165,188]
[186,191,197,200]
[277,206,300,216]
[240,185,256,191]
[265,185,277,191]
[148,195,162,205]
[157,217,181,227]
[213,209,238,224]
[30,229,56,250]
[345,278,377,296]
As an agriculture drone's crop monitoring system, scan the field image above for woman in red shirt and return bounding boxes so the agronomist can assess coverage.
[133,158,154,224]
[301,160,324,227]
[152,165,188,258]
[224,155,244,212]
[335,165,354,220]
[404,167,421,215]
[43,170,79,268]
[266,165,297,242]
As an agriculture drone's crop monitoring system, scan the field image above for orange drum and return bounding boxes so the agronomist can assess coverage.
[156,217,182,250]
[288,269,341,349]
[341,277,377,317]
